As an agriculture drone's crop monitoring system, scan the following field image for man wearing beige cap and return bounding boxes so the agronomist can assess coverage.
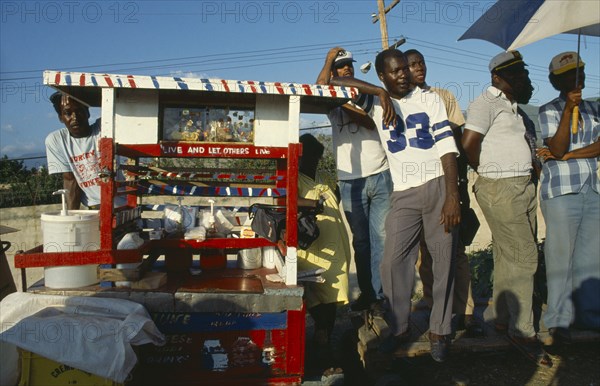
[537,52,600,342]
[462,51,551,366]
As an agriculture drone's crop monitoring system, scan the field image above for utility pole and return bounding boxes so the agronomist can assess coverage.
[372,0,400,49]
[376,0,389,49]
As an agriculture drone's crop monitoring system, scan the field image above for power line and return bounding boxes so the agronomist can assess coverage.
[1,34,597,91]
[404,36,600,82]
[3,155,46,162]
[0,37,387,78]
[300,124,331,131]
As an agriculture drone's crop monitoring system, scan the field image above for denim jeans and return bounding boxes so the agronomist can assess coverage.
[541,184,600,330]
[339,169,392,300]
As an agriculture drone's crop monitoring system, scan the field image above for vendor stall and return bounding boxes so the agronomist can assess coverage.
[12,71,354,385]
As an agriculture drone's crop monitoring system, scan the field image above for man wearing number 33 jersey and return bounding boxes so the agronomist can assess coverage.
[330,48,460,362]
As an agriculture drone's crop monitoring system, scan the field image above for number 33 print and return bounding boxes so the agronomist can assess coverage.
[383,112,435,153]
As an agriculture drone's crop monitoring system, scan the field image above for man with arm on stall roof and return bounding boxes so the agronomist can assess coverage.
[316,48,392,312]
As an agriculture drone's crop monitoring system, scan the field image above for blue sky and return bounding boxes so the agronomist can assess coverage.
[1,1,598,164]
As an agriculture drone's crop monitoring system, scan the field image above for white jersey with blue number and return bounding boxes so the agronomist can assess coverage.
[357,87,458,191]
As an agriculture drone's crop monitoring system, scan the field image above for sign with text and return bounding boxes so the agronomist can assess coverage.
[158,142,288,159]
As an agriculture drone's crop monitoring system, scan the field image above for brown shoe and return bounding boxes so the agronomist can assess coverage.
[549,327,572,345]
[378,329,410,354]
[456,315,485,338]
[508,335,553,368]
[494,323,508,335]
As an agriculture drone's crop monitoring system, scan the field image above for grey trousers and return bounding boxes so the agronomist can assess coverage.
[420,235,475,316]
[381,177,456,336]
[474,175,538,338]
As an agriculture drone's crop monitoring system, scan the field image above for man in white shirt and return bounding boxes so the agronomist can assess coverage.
[316,48,392,312]
[462,51,551,367]
[46,92,101,209]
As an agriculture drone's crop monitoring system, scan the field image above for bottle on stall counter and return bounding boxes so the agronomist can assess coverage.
[200,201,227,270]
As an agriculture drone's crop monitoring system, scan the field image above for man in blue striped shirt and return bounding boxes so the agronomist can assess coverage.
[537,52,600,341]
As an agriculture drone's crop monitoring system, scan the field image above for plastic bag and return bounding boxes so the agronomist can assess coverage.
[163,204,198,233]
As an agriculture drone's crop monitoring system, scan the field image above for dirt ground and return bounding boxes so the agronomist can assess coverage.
[303,304,600,386]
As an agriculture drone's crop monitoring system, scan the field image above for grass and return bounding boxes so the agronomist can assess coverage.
[468,244,495,299]
[468,241,548,303]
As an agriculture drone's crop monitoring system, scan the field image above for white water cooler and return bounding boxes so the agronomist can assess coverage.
[41,209,100,288]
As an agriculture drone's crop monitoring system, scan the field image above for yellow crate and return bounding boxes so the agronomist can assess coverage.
[19,349,123,386]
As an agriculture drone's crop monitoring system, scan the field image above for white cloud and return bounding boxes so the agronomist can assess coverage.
[0,142,39,158]
[1,124,15,133]
[169,70,212,79]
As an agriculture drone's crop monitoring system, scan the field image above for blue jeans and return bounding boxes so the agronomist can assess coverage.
[541,184,600,330]
[339,169,392,300]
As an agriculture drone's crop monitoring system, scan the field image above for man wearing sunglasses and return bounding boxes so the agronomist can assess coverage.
[462,51,551,367]
[316,48,392,313]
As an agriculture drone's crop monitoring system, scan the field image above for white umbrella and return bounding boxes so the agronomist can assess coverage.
[458,0,600,134]
[459,0,599,50]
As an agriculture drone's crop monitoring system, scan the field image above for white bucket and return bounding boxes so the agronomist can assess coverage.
[41,210,100,288]
[262,246,277,269]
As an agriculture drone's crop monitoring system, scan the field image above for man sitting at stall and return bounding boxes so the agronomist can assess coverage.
[46,92,101,209]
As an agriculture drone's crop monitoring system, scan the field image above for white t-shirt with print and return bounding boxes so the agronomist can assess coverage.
[358,87,458,191]
[46,119,102,207]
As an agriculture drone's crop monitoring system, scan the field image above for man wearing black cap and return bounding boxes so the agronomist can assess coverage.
[46,92,101,209]
[462,51,551,366]
[316,48,392,313]
[538,52,600,339]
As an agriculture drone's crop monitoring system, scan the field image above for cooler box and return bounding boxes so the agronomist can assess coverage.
[18,349,126,386]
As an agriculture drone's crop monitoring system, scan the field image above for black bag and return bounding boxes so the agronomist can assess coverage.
[249,204,320,250]
[297,209,320,250]
[249,204,286,243]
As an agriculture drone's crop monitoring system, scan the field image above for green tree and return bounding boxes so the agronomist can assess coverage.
[0,155,28,183]
[0,156,62,208]
[314,133,337,188]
